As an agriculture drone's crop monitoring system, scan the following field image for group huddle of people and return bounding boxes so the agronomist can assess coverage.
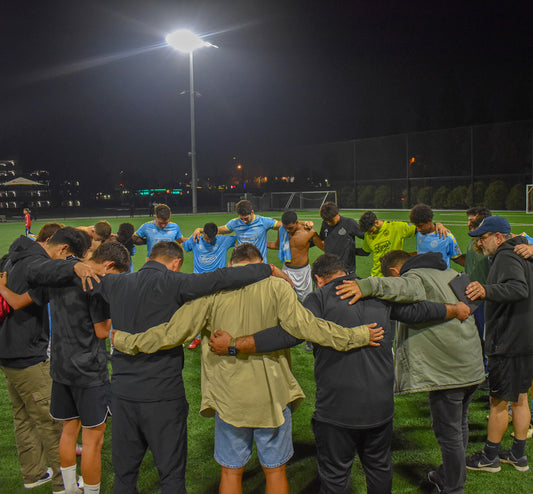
[0,199,532,494]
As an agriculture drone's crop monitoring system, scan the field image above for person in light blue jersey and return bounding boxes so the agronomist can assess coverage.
[133,204,186,257]
[182,222,237,349]
[183,222,236,274]
[193,200,281,263]
[410,203,461,267]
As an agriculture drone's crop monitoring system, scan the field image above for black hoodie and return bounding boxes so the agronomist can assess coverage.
[483,236,533,356]
[0,236,50,367]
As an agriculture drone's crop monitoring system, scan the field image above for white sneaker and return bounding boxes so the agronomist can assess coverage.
[24,467,52,489]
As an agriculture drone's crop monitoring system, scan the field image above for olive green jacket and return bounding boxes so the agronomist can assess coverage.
[114,276,370,428]
[358,263,485,395]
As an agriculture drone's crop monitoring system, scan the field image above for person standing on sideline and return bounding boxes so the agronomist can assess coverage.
[23,208,33,237]
[133,203,186,257]
[465,216,533,473]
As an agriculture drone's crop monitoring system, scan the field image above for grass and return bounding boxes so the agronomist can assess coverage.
[0,209,532,492]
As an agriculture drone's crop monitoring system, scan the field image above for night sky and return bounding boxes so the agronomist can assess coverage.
[1,0,532,189]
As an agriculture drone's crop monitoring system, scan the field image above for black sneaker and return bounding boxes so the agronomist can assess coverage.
[427,470,443,492]
[466,451,501,473]
[500,450,529,472]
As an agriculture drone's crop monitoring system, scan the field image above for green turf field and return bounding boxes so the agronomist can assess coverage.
[0,210,531,492]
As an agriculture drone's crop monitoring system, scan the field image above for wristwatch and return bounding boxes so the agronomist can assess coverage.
[228,338,238,357]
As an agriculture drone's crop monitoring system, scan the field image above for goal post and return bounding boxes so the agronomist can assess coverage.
[269,190,337,211]
[527,184,533,213]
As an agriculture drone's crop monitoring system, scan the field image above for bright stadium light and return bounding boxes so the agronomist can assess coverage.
[166,29,218,214]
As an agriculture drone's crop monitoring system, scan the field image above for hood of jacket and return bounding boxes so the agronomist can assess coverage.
[400,252,447,275]
[8,236,48,264]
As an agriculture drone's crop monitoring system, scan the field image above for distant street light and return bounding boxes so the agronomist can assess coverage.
[165,29,218,213]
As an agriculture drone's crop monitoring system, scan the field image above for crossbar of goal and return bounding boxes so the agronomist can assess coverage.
[269,190,337,211]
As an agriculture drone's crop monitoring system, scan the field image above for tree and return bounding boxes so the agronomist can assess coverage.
[484,181,509,210]
[416,186,434,206]
[447,186,469,209]
[357,185,376,208]
[505,184,524,210]
[432,186,450,209]
[374,185,392,208]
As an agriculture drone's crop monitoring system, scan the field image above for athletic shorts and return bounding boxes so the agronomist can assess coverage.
[488,355,533,402]
[214,406,293,469]
[282,264,312,302]
[50,381,111,428]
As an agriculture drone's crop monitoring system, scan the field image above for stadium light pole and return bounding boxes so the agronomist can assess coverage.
[165,29,218,214]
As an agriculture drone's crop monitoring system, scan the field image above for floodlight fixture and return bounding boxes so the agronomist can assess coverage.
[165,29,217,214]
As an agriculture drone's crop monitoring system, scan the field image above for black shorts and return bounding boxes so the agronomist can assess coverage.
[488,355,533,402]
[50,381,111,427]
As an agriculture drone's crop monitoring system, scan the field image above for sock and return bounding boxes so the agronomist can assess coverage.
[60,465,77,492]
[483,439,500,460]
[511,437,527,458]
[83,482,101,494]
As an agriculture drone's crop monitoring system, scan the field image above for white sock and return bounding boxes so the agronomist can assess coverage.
[83,482,100,494]
[60,465,77,492]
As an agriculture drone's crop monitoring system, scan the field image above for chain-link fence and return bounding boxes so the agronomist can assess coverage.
[290,120,533,210]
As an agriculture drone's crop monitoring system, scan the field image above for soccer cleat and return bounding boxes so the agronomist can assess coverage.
[24,467,53,488]
[188,338,201,349]
[466,451,501,472]
[500,450,529,472]
[427,470,443,492]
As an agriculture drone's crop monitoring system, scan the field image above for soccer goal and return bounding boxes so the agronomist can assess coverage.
[269,190,337,210]
[527,184,533,213]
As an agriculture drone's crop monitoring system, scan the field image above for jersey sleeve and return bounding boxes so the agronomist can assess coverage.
[225,219,237,232]
[89,293,111,324]
[264,217,277,230]
[448,234,462,258]
[362,234,371,253]
[173,224,183,241]
[182,237,193,252]
[135,223,148,239]
[404,223,416,238]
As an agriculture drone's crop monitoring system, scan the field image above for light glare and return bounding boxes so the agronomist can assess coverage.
[166,29,207,53]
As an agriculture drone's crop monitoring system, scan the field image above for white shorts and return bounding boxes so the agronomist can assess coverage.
[282,263,312,302]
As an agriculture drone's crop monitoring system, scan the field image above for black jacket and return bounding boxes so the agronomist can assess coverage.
[0,236,49,367]
[255,273,446,429]
[484,236,533,356]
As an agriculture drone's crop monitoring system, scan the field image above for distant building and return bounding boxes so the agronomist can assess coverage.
[0,177,51,210]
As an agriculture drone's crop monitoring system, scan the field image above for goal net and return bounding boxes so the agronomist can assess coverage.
[527,184,533,213]
[269,190,337,210]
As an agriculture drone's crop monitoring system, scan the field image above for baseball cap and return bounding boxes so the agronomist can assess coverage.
[468,216,511,237]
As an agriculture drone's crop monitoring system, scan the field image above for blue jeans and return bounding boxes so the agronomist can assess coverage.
[428,385,477,494]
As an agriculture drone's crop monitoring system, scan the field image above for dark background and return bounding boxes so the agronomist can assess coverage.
[1,0,532,190]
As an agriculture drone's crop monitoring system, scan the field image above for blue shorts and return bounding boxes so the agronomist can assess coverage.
[214,406,293,469]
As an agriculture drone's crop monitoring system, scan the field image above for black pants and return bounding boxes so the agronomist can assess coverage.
[112,396,189,494]
[428,385,477,494]
[312,418,393,494]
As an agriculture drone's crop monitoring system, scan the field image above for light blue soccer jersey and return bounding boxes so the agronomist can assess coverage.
[182,235,236,273]
[519,232,533,244]
[225,215,278,262]
[135,221,182,256]
[416,231,461,267]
